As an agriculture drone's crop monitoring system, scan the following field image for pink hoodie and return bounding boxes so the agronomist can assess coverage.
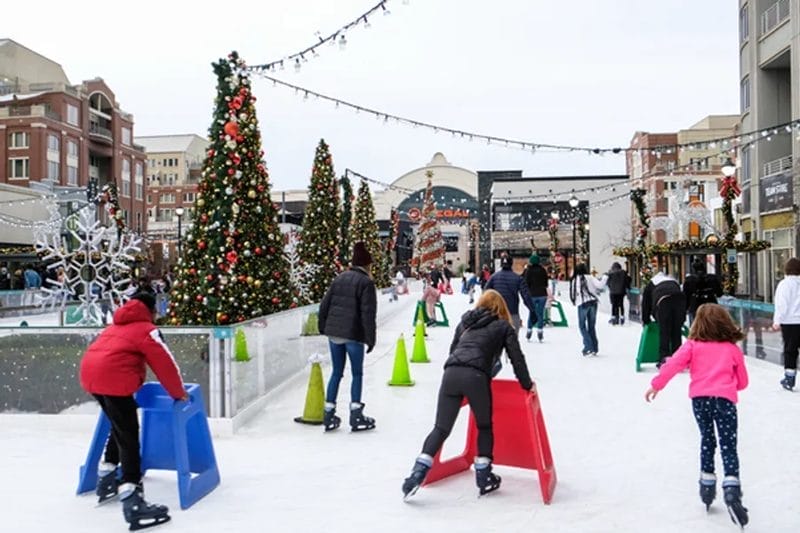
[650,339,748,404]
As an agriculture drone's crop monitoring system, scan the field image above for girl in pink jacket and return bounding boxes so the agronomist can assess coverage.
[645,303,749,528]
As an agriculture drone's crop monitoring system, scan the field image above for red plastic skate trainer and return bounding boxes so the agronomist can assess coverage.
[423,379,557,504]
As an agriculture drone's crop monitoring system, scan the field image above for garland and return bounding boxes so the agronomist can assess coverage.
[720,176,742,294]
[612,239,771,257]
[629,188,652,283]
[548,217,560,279]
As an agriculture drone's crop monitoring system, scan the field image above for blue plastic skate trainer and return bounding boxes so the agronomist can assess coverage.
[76,382,220,509]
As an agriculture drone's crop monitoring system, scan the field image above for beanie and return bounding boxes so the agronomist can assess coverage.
[529,254,540,265]
[500,254,513,269]
[130,292,156,313]
[351,242,372,267]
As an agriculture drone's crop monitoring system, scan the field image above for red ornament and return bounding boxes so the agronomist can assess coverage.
[200,214,208,223]
[218,313,229,323]
[254,247,263,255]
[224,121,239,137]
[206,274,214,281]
[273,272,281,280]
[207,149,215,158]
[227,168,235,176]
[226,251,238,264]
[236,135,244,143]
[196,295,203,302]
[269,247,276,254]
[289,302,297,309]
[231,96,243,110]
[257,184,265,192]
[198,241,206,250]
[271,297,280,305]
[189,268,197,275]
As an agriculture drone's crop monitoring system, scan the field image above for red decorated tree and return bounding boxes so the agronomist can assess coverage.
[415,171,445,271]
[168,52,291,325]
[298,139,341,303]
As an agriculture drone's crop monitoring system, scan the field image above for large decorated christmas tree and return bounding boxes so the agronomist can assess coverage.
[168,52,291,325]
[415,171,445,271]
[298,139,341,302]
[351,179,391,288]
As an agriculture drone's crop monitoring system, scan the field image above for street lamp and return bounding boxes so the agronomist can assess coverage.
[568,195,579,208]
[721,158,736,177]
[550,210,560,221]
[175,207,185,259]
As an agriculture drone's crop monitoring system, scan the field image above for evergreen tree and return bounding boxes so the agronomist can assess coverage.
[298,139,341,302]
[168,52,291,325]
[338,174,354,266]
[415,171,445,271]
[351,179,391,288]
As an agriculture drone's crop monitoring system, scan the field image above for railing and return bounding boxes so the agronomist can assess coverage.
[761,155,792,177]
[761,0,790,35]
[8,106,31,117]
[88,123,113,141]
[45,109,61,121]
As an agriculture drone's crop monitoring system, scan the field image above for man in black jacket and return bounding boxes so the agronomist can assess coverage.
[318,242,377,432]
[523,254,550,342]
[485,253,534,335]
[682,259,723,325]
[641,271,686,367]
[606,262,631,325]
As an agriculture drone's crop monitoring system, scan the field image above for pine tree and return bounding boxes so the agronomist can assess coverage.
[415,171,445,271]
[351,179,391,288]
[168,52,291,325]
[338,174,354,266]
[298,139,341,303]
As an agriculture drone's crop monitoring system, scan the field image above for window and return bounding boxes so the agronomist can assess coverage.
[739,5,749,43]
[121,159,131,197]
[121,127,131,146]
[134,162,144,200]
[146,195,152,204]
[67,165,78,186]
[67,140,78,157]
[183,192,196,203]
[47,161,60,181]
[67,104,79,126]
[157,208,173,222]
[159,193,176,204]
[8,158,29,179]
[8,131,29,149]
[740,77,750,112]
[136,212,142,233]
[47,134,60,152]
[741,147,752,185]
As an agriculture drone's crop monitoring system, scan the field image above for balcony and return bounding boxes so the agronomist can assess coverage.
[88,122,113,144]
[761,155,792,177]
[0,104,60,121]
[761,0,790,35]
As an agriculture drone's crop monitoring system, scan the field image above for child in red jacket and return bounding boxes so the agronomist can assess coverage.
[80,292,187,530]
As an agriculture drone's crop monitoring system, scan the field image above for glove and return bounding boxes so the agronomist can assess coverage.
[366,344,374,354]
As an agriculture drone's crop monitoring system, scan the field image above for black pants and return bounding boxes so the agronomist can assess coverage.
[656,294,686,360]
[781,324,800,370]
[692,397,739,478]
[94,394,141,485]
[421,366,493,459]
[609,293,625,319]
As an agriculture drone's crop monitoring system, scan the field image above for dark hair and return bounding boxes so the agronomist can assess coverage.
[692,259,707,275]
[785,257,800,276]
[130,292,157,313]
[688,303,745,343]
[573,263,588,277]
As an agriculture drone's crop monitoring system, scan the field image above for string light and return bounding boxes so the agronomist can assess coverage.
[252,71,800,155]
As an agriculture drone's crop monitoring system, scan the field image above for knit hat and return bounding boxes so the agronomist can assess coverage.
[351,242,372,267]
[500,254,513,269]
[529,254,540,265]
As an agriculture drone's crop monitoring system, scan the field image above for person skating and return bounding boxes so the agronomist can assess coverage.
[641,270,686,368]
[485,253,534,336]
[401,289,535,500]
[523,253,550,342]
[606,261,630,325]
[771,257,800,391]
[79,292,188,531]
[569,263,607,356]
[318,242,377,432]
[645,303,749,527]
[682,259,723,325]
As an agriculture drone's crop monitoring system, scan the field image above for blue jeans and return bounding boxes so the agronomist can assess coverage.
[577,301,599,353]
[692,397,739,477]
[326,340,365,404]
[527,296,548,331]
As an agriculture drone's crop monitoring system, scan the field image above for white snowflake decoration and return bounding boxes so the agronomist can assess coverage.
[34,206,141,326]
[283,231,320,305]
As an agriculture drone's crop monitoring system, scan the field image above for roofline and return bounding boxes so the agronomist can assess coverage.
[0,38,66,70]
[493,175,629,182]
[134,133,206,139]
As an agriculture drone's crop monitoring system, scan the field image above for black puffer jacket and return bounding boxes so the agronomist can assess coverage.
[606,263,630,296]
[445,308,533,389]
[523,264,550,297]
[318,267,377,349]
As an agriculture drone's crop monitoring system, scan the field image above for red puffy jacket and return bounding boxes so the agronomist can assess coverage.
[79,299,185,399]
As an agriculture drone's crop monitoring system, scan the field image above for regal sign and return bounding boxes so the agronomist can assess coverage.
[435,208,470,219]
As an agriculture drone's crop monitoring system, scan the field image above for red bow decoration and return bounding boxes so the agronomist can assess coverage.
[548,218,558,231]
[720,176,741,198]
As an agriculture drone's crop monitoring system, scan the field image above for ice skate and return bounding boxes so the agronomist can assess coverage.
[349,402,375,432]
[537,329,543,343]
[95,463,120,505]
[323,403,341,432]
[780,371,796,391]
[475,457,501,496]
[120,483,170,531]
[525,328,532,341]
[698,472,716,511]
[402,455,432,501]
[722,477,748,529]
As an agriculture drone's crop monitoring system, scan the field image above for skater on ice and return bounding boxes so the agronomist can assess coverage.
[79,292,188,531]
[770,257,800,391]
[402,289,535,500]
[645,303,749,528]
[522,253,550,343]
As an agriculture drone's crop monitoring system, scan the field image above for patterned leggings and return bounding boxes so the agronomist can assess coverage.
[691,397,740,478]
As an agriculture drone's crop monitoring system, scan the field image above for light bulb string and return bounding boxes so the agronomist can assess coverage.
[253,71,800,154]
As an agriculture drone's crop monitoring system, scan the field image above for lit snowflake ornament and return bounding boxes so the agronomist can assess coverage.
[284,231,320,305]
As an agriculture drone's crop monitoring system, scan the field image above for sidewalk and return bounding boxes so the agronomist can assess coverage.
[1,288,797,532]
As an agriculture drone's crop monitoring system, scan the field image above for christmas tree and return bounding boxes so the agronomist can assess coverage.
[338,174,354,266]
[168,52,291,325]
[351,179,391,288]
[298,139,341,303]
[415,171,445,271]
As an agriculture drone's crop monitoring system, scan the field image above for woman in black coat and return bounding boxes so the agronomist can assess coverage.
[401,289,535,500]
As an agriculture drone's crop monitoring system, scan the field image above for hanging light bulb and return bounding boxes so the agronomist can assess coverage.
[294,58,301,72]
[339,33,347,49]
[382,2,391,15]
[363,16,370,28]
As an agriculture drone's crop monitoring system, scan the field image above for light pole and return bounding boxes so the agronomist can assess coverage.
[569,195,579,275]
[175,207,184,260]
[584,222,591,269]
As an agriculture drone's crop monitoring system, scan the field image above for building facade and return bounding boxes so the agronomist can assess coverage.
[136,134,207,265]
[0,39,147,234]
[738,0,800,301]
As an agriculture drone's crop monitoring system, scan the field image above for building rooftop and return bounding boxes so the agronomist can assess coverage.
[135,134,207,154]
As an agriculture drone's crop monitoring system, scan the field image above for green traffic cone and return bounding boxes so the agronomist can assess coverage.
[294,360,325,424]
[411,320,430,363]
[388,334,415,386]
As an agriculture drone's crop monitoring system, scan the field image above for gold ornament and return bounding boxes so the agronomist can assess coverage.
[248,189,256,199]
[254,279,262,288]
[246,276,254,284]
[197,199,205,207]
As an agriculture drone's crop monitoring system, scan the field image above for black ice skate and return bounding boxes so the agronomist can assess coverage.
[95,463,120,505]
[402,455,432,501]
[120,483,171,531]
[323,403,341,432]
[475,457,501,496]
[722,477,749,529]
[780,371,796,391]
[698,472,716,511]
[525,328,533,341]
[537,329,544,343]
[349,402,376,432]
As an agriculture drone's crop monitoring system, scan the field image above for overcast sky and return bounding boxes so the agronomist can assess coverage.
[6,0,739,190]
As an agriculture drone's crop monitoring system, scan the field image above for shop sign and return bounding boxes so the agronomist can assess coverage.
[759,172,793,212]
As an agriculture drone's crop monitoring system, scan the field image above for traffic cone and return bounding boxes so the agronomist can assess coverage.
[294,355,326,424]
[388,334,415,386]
[411,320,431,363]
[414,304,427,337]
